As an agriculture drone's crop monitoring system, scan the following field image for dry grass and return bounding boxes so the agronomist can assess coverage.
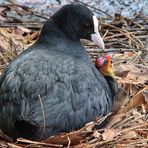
[0,5,148,147]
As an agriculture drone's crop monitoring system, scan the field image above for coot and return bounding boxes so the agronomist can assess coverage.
[0,4,116,140]
[95,54,118,98]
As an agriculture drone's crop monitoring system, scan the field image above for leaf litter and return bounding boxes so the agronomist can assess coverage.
[0,2,148,148]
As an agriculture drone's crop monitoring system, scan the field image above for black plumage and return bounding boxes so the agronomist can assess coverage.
[0,4,116,140]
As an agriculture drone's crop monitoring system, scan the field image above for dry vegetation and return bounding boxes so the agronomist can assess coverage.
[0,3,148,148]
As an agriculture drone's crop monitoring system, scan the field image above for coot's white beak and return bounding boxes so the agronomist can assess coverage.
[91,16,105,50]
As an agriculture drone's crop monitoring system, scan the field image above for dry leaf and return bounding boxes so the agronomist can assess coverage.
[106,114,125,129]
[115,63,147,85]
[102,129,116,141]
[114,86,129,111]
[17,26,31,33]
[129,84,142,97]
[44,122,95,146]
[85,121,95,132]
[143,89,148,102]
[0,15,7,22]
[0,7,7,13]
[121,131,137,139]
[116,144,135,148]
[93,131,101,138]
[44,131,84,146]
[117,87,148,114]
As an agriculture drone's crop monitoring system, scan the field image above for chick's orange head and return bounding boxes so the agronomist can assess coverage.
[95,54,114,77]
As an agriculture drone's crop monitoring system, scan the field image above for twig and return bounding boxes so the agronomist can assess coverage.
[130,32,145,47]
[104,31,147,40]
[127,139,148,145]
[0,4,49,19]
[87,137,119,147]
[38,95,46,140]
[7,143,23,148]
[86,48,139,53]
[134,64,148,70]
[101,22,145,48]
[0,22,43,29]
[103,29,108,38]
[0,31,22,53]
[67,137,71,148]
[131,20,145,29]
[132,50,147,65]
[112,116,134,129]
[17,138,63,147]
[104,33,126,40]
[120,122,148,134]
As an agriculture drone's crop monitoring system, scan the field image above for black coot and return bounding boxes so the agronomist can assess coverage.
[0,4,116,140]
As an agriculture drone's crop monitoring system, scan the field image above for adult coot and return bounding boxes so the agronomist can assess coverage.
[0,4,116,140]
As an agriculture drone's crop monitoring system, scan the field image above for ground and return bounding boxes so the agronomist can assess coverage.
[0,1,148,147]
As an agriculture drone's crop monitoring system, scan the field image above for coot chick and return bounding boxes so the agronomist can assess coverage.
[0,4,115,141]
[95,54,118,98]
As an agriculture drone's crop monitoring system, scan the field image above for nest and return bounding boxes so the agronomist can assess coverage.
[0,3,148,148]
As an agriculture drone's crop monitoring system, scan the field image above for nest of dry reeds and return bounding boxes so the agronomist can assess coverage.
[0,3,148,148]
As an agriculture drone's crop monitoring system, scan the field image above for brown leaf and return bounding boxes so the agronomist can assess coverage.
[121,131,137,139]
[129,84,142,98]
[106,114,125,129]
[114,86,129,111]
[102,129,116,141]
[117,87,148,114]
[116,70,129,78]
[116,144,134,148]
[116,63,148,85]
[44,122,95,146]
[93,131,101,138]
[0,15,7,21]
[85,121,95,132]
[143,88,148,102]
[0,7,7,13]
[17,26,31,33]
[43,131,83,146]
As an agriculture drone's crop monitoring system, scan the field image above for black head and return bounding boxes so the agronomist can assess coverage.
[52,4,94,40]
[43,4,105,49]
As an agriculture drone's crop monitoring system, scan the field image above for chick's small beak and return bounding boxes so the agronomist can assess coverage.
[107,67,115,77]
[91,15,105,50]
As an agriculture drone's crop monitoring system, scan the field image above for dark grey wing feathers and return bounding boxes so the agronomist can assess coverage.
[0,50,114,139]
